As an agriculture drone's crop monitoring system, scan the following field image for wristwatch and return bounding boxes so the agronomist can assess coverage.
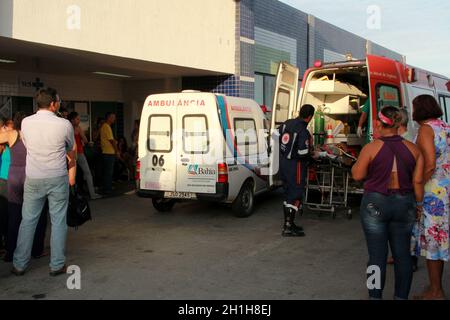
[416,201,424,207]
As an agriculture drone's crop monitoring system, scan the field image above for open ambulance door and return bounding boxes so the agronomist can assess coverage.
[268,62,300,187]
[366,55,404,141]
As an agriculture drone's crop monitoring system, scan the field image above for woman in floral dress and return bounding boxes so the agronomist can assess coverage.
[412,95,450,300]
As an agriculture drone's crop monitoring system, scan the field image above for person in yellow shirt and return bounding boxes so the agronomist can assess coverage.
[100,112,120,195]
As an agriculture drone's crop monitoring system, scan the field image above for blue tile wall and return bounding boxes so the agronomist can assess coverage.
[182,75,241,97]
[186,0,402,102]
[369,41,403,61]
[240,42,255,78]
[240,0,255,39]
[253,0,309,73]
[313,17,367,62]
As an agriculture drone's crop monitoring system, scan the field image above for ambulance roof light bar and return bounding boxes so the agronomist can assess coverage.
[316,59,366,69]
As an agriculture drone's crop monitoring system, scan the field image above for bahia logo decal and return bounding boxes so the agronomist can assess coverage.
[188,164,199,175]
[187,165,216,176]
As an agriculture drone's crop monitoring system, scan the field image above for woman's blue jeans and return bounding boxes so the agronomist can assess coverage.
[360,192,416,300]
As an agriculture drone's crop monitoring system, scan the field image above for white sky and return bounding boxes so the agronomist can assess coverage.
[279,0,450,77]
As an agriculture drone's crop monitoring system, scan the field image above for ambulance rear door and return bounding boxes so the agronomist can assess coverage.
[269,62,300,186]
[139,95,177,192]
[175,94,220,195]
[366,55,404,140]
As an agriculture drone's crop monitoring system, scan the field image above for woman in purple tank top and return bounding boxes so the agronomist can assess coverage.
[0,112,47,262]
[352,106,424,300]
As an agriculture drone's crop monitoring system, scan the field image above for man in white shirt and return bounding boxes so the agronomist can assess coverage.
[12,88,76,276]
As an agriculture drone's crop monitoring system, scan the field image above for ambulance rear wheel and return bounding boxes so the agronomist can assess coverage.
[152,198,176,212]
[232,181,255,218]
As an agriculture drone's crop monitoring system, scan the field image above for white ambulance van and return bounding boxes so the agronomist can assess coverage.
[136,91,272,217]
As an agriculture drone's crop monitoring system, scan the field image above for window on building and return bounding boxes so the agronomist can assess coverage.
[183,115,209,154]
[255,74,264,105]
[264,76,276,109]
[148,115,172,152]
[255,72,301,122]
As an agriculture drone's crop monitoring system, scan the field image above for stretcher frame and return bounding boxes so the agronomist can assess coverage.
[304,158,353,219]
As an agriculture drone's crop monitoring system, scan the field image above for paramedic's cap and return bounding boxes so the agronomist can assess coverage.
[299,104,315,119]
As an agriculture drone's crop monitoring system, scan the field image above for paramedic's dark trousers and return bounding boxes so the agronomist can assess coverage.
[360,192,416,300]
[102,154,116,194]
[280,157,308,206]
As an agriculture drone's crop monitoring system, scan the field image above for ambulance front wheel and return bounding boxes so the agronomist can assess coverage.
[232,181,255,218]
[152,198,176,212]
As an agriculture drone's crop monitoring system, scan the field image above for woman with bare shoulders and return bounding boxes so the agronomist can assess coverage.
[352,106,424,300]
[0,119,13,255]
[0,112,47,262]
[411,95,450,300]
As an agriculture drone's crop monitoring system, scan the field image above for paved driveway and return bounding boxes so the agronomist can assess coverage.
[0,189,448,300]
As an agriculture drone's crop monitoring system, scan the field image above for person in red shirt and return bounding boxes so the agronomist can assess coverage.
[68,112,102,200]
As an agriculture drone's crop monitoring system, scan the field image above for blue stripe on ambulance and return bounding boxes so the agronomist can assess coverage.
[216,95,265,179]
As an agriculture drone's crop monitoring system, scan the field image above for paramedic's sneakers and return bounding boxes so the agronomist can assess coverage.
[282,225,305,237]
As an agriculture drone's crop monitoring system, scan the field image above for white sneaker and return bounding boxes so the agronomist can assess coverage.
[90,194,103,200]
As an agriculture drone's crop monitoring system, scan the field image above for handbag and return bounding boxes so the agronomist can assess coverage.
[67,186,92,228]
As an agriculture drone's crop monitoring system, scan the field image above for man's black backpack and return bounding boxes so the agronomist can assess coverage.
[67,186,92,228]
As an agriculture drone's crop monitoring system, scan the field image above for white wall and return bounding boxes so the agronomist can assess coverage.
[3,0,236,74]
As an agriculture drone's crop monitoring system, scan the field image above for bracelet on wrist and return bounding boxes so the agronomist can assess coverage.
[416,201,423,207]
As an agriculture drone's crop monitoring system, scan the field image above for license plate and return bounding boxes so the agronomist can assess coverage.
[164,191,196,199]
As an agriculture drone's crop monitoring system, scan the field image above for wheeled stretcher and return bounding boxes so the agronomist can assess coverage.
[304,156,354,219]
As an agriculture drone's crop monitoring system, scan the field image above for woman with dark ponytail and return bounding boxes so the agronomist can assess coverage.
[352,106,424,300]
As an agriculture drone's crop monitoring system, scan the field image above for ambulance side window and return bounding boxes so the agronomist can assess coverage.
[183,115,209,154]
[438,95,450,123]
[148,115,172,153]
[234,118,258,158]
[376,84,401,109]
[446,97,450,123]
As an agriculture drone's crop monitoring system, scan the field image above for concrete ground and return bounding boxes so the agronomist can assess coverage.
[0,187,448,300]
